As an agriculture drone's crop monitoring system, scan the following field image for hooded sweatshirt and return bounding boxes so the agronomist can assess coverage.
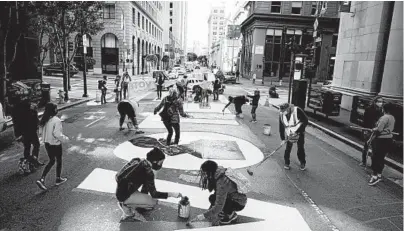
[203,166,247,221]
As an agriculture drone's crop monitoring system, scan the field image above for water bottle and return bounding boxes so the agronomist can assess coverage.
[178,196,190,219]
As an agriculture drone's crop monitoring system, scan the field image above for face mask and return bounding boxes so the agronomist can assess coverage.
[376,102,383,107]
[152,163,162,171]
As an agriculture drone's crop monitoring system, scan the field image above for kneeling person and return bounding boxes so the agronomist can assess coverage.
[117,99,143,133]
[116,148,183,221]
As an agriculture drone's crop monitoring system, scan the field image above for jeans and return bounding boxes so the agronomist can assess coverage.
[157,85,163,99]
[371,138,392,175]
[209,194,245,215]
[123,84,129,99]
[117,102,137,128]
[23,132,40,160]
[284,133,306,166]
[101,89,107,104]
[42,143,63,178]
[235,103,242,115]
[163,121,180,145]
[213,90,219,100]
[251,105,258,120]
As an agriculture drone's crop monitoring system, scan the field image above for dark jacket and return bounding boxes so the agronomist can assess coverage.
[203,166,247,221]
[224,95,249,109]
[12,102,39,137]
[154,96,187,124]
[279,106,309,140]
[247,94,260,106]
[363,106,383,129]
[116,158,168,202]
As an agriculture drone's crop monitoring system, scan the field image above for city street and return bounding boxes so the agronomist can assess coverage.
[0,66,402,231]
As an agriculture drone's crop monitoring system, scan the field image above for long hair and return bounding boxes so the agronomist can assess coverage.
[39,103,57,127]
[199,160,218,192]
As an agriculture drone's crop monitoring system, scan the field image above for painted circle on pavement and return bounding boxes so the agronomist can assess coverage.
[113,132,264,170]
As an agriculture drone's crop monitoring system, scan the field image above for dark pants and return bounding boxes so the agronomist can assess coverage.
[209,194,245,215]
[42,143,63,178]
[235,103,242,115]
[213,89,219,100]
[163,121,180,145]
[123,84,129,99]
[251,105,258,120]
[101,89,107,104]
[115,89,122,102]
[23,132,40,160]
[157,85,163,99]
[117,102,137,128]
[284,133,306,166]
[371,138,392,175]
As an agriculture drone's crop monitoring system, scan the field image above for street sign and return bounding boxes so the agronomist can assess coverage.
[83,34,89,47]
[255,45,264,55]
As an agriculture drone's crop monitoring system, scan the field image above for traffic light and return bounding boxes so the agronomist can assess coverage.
[68,42,73,51]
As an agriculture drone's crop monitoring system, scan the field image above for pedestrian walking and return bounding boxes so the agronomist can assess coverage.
[252,71,256,84]
[12,97,44,172]
[122,71,132,99]
[114,75,122,102]
[36,103,69,190]
[200,76,212,107]
[116,147,183,222]
[100,76,108,104]
[360,96,384,166]
[247,90,260,123]
[235,70,240,82]
[155,73,165,99]
[213,79,221,101]
[368,103,396,186]
[188,160,248,226]
[154,88,189,146]
[278,103,309,171]
[117,99,144,133]
[182,75,189,99]
[222,95,249,118]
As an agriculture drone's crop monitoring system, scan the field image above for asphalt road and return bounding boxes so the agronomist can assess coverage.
[0,69,402,231]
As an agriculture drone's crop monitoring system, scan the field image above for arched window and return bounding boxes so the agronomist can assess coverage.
[101,33,118,48]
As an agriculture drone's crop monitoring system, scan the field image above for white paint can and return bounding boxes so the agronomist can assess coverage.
[263,124,271,136]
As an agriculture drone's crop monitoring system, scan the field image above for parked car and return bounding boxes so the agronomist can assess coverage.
[186,78,204,91]
[223,75,237,84]
[43,63,79,76]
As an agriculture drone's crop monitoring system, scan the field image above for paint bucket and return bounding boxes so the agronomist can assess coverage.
[178,196,191,219]
[263,124,271,136]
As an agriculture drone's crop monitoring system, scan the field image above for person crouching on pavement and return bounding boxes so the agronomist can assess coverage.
[116,147,183,222]
[117,99,144,133]
[368,103,396,186]
[189,160,247,226]
[154,88,190,146]
[279,103,309,171]
[222,95,249,118]
[247,90,260,123]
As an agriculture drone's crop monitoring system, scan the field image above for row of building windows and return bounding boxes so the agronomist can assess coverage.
[213,9,225,13]
[245,1,318,16]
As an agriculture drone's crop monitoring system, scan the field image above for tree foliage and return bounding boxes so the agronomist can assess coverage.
[187,52,198,62]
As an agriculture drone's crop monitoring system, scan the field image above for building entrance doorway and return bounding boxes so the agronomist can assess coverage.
[101,33,119,74]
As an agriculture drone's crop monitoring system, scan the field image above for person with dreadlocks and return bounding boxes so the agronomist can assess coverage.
[188,160,248,226]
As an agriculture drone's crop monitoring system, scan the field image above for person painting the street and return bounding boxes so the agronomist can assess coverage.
[361,96,384,167]
[278,103,309,171]
[188,160,248,226]
[12,96,44,171]
[247,90,260,123]
[116,147,183,222]
[100,75,108,104]
[36,103,69,190]
[213,79,221,101]
[222,95,249,118]
[117,99,144,134]
[122,71,132,99]
[368,103,396,186]
[154,88,190,146]
[156,73,165,100]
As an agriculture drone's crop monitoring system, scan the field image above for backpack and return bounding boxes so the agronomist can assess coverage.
[115,158,142,184]
[225,168,251,194]
[98,80,103,90]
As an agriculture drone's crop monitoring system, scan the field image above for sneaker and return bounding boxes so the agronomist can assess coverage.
[135,130,145,134]
[359,162,366,167]
[252,120,257,123]
[284,165,291,170]
[300,163,306,171]
[55,177,67,186]
[220,211,238,225]
[368,175,381,186]
[118,202,133,216]
[135,207,154,213]
[36,179,47,190]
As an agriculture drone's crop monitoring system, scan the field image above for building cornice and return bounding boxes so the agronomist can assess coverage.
[132,1,163,31]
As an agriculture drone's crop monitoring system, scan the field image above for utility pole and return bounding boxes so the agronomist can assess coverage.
[82,33,88,97]
[287,37,295,104]
[279,26,287,85]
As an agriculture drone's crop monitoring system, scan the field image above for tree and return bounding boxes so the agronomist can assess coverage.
[187,52,197,62]
[30,2,104,101]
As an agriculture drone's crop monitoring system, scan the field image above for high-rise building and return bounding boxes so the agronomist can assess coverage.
[208,4,226,60]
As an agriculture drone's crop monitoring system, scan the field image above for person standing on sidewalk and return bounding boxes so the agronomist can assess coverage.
[122,71,132,99]
[247,90,260,123]
[12,97,44,169]
[235,70,240,82]
[252,71,256,84]
[155,73,165,100]
[114,75,122,102]
[360,96,384,166]
[36,103,69,190]
[368,103,396,186]
[100,76,108,104]
[117,99,144,133]
[154,88,190,146]
[278,103,309,171]
[213,79,221,101]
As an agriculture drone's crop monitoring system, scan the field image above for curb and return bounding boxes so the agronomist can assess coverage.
[271,103,403,173]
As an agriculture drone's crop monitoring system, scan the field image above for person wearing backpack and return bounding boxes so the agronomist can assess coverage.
[100,76,108,104]
[116,147,183,222]
[189,160,248,226]
[154,88,189,146]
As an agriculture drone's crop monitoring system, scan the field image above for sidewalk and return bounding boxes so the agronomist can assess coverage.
[238,77,403,172]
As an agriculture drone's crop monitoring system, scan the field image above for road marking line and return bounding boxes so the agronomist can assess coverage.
[85,116,105,127]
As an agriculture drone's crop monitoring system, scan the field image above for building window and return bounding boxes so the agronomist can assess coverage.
[311,2,317,15]
[291,2,302,15]
[271,1,281,13]
[142,16,144,29]
[170,10,173,16]
[332,34,338,47]
[213,32,217,35]
[138,13,140,26]
[219,22,223,25]
[103,4,115,19]
[132,8,135,24]
[170,18,173,24]
[214,10,218,13]
[146,19,148,32]
[149,22,151,33]
[169,26,172,32]
[220,10,224,13]
[170,2,173,8]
